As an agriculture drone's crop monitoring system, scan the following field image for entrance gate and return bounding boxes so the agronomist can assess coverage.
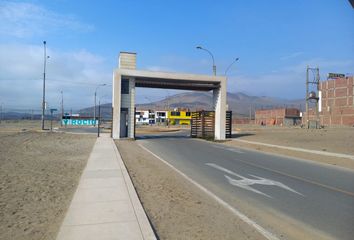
[191,111,232,139]
[112,52,228,140]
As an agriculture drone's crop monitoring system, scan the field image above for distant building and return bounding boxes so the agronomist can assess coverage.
[155,110,167,124]
[318,76,354,126]
[255,108,301,126]
[136,110,155,124]
[168,108,191,125]
[135,110,149,124]
[148,111,155,124]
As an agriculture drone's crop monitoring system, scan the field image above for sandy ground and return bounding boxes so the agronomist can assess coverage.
[228,126,354,170]
[0,124,96,240]
[116,140,264,240]
[0,120,60,132]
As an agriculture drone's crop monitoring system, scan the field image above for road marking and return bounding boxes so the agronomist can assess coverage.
[212,144,244,153]
[206,163,304,198]
[138,143,280,240]
[224,155,354,197]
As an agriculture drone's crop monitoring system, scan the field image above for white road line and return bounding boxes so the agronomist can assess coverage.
[138,143,280,240]
[212,144,244,154]
[206,163,304,198]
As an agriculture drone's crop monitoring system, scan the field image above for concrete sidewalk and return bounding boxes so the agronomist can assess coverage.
[56,134,156,240]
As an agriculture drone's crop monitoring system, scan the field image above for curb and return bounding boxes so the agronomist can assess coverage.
[233,139,354,161]
[112,139,157,240]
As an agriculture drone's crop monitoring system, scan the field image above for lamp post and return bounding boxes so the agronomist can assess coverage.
[94,84,107,125]
[224,57,239,111]
[41,41,50,130]
[196,46,216,76]
[224,57,239,75]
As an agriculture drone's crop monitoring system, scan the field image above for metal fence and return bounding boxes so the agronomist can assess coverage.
[191,111,232,139]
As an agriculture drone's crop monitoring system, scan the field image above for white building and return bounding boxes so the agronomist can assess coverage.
[155,110,167,124]
[136,110,156,124]
[135,110,149,124]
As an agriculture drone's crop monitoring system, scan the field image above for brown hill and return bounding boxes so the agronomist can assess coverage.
[77,92,304,118]
[136,92,305,117]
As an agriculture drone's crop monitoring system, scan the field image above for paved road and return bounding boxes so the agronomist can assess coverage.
[137,131,354,240]
[58,127,110,134]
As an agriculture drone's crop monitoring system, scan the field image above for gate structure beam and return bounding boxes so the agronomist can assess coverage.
[112,52,227,140]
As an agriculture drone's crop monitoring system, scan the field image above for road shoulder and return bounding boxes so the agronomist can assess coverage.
[115,139,265,240]
[224,139,354,171]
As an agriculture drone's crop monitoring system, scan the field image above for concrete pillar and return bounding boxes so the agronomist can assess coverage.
[112,71,121,139]
[128,78,135,138]
[213,78,227,140]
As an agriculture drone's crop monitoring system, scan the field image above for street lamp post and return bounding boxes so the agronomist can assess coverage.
[223,57,239,111]
[196,46,216,75]
[94,84,107,125]
[41,41,49,130]
[224,58,239,75]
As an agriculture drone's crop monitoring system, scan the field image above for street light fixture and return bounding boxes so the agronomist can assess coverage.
[196,46,216,76]
[41,41,50,130]
[224,57,239,75]
[94,84,107,124]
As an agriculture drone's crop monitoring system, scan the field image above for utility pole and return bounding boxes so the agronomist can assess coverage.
[97,100,101,137]
[94,84,106,126]
[41,41,49,130]
[61,91,64,126]
[305,66,320,128]
[0,103,2,124]
[306,65,309,128]
[249,105,252,123]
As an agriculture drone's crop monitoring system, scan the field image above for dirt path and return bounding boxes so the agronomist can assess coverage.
[115,140,265,240]
[0,131,96,240]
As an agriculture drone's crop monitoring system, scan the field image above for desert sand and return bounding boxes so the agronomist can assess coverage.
[0,121,95,240]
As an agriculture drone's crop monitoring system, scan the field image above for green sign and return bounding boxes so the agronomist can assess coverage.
[62,119,98,126]
[328,73,345,79]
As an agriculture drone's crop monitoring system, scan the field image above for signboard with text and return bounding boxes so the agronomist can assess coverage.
[62,119,98,126]
[328,73,345,79]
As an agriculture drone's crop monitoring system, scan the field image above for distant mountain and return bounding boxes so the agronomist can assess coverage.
[78,104,112,119]
[135,92,305,117]
[1,111,42,120]
[1,92,305,120]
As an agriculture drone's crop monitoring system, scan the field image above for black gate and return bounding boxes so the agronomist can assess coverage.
[226,111,232,138]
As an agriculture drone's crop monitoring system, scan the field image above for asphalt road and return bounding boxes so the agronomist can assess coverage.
[137,130,354,240]
[58,126,111,134]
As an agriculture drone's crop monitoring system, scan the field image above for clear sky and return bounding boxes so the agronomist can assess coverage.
[0,0,353,110]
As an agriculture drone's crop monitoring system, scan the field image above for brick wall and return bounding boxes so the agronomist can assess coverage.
[318,76,354,126]
[255,108,300,126]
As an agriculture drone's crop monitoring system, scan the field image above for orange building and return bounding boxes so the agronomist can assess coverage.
[255,108,301,126]
[318,76,354,126]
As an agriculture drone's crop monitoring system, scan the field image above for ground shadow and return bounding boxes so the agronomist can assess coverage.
[231,133,255,139]
[135,134,190,140]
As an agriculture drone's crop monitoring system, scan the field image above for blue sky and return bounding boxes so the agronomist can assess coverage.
[0,0,353,110]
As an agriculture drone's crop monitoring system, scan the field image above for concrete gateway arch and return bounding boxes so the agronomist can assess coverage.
[112,52,227,140]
